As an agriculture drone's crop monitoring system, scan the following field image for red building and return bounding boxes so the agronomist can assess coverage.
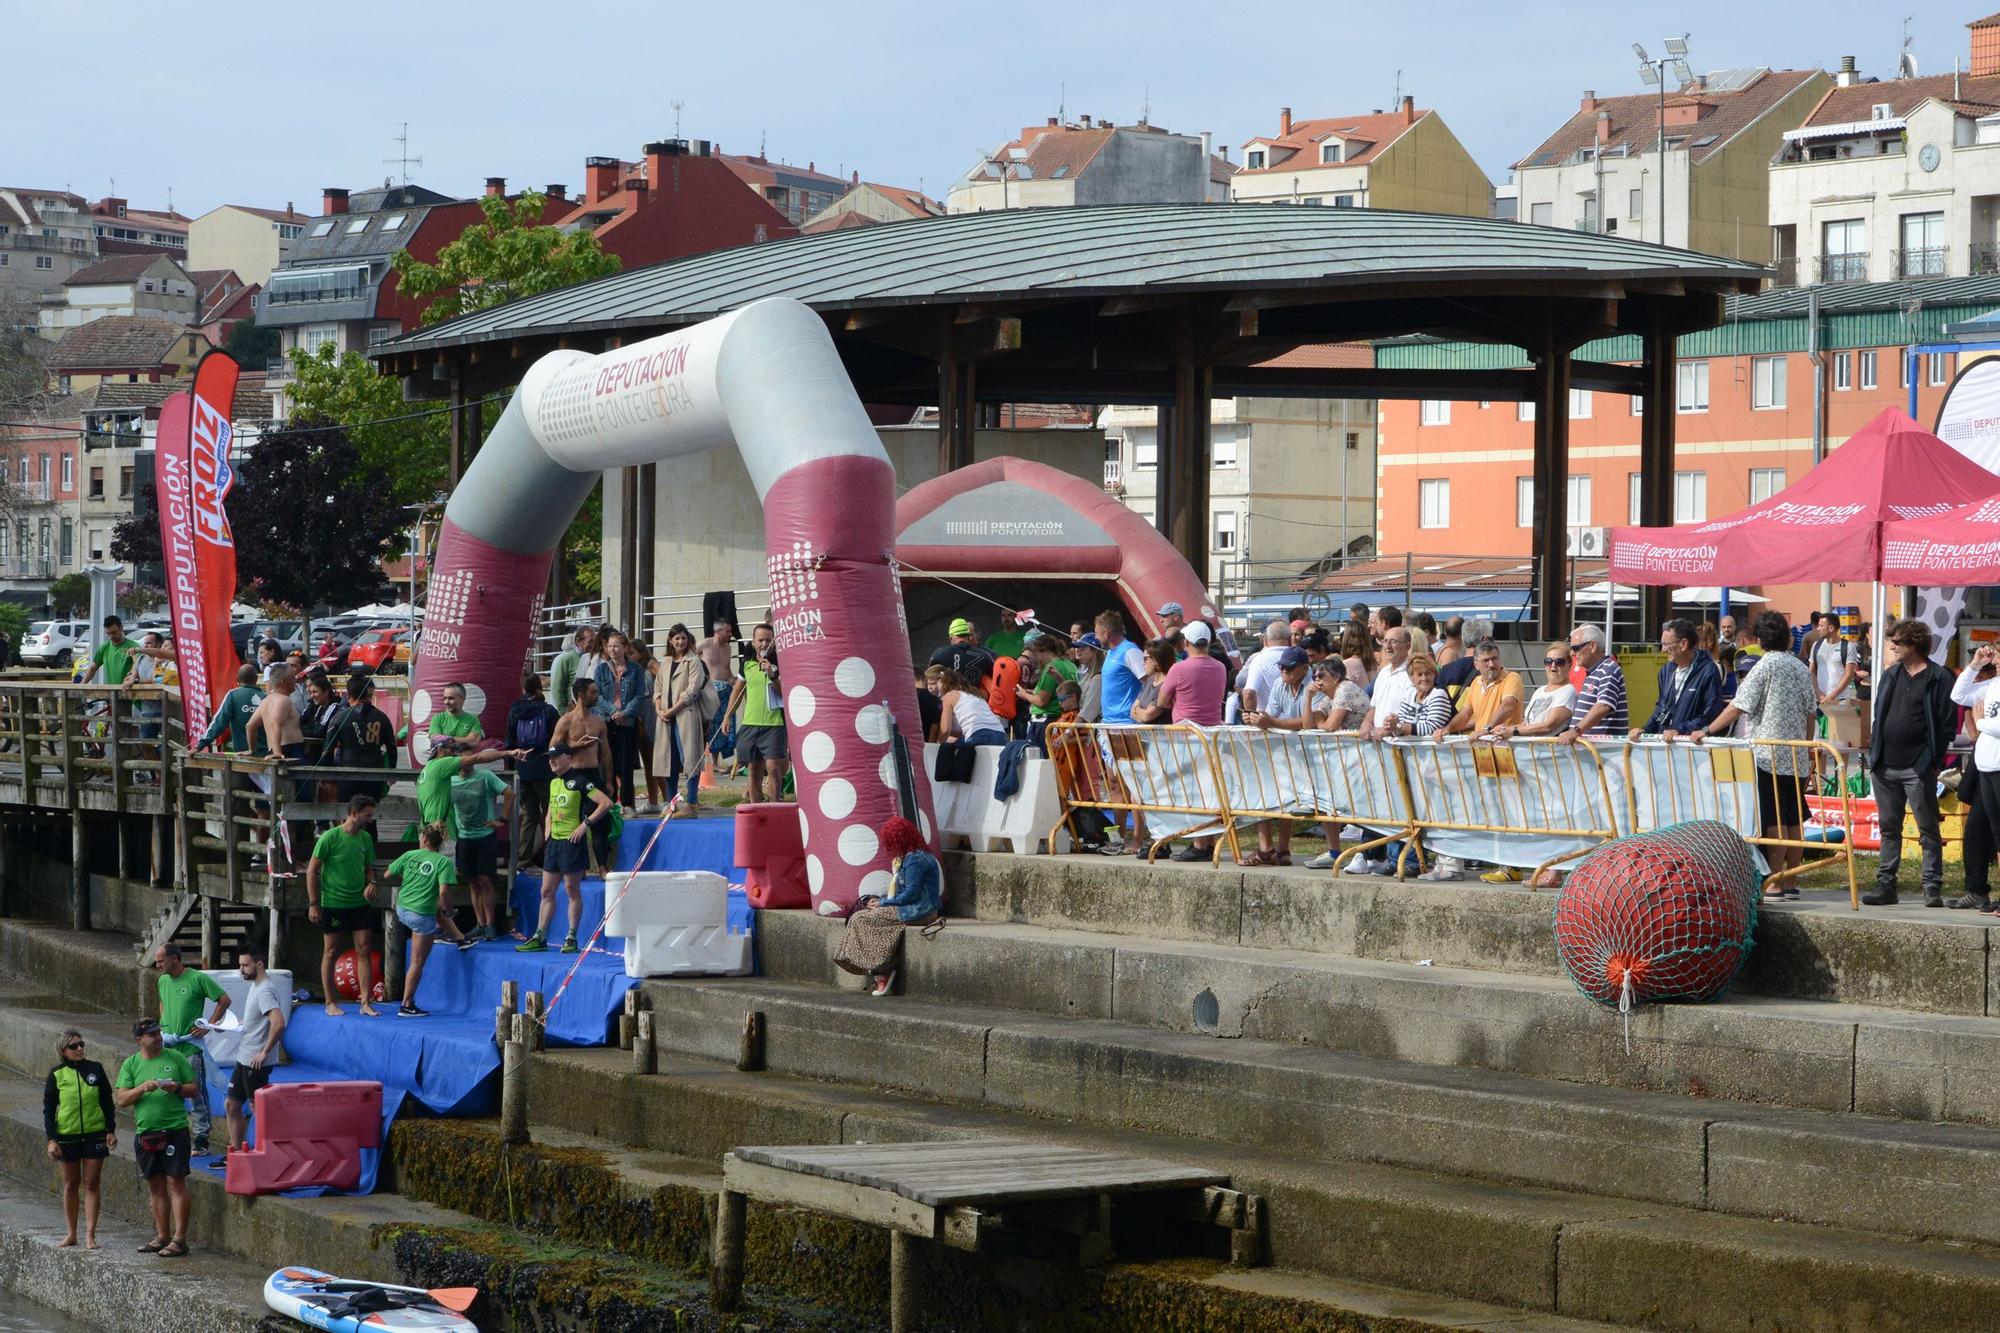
[560,140,796,268]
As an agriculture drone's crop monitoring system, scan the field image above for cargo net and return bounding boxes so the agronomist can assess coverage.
[1553,820,1761,1045]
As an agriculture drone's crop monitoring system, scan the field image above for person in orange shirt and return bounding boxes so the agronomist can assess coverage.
[1441,639,1525,737]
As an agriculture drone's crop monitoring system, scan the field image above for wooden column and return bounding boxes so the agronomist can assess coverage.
[1531,324,1575,642]
[1638,317,1678,639]
[1158,326,1214,593]
[618,466,640,634]
[636,462,658,644]
[447,372,468,486]
[936,355,977,475]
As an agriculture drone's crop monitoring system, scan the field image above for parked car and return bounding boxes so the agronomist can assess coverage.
[20,619,91,668]
[344,626,409,674]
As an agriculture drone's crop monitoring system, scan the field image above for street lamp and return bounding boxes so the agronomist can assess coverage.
[1634,35,1693,248]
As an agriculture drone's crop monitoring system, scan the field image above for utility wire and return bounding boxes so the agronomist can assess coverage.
[0,387,517,437]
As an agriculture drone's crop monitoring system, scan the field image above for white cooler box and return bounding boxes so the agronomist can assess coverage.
[603,871,752,979]
[194,968,296,1066]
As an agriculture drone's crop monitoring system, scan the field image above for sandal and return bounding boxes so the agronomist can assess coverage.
[1271,853,1292,867]
[1237,850,1269,867]
[158,1240,188,1258]
[137,1236,167,1253]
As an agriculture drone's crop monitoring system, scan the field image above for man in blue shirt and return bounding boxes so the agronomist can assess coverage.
[1095,609,1146,725]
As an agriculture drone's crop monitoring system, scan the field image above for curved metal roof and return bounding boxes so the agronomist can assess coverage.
[375,203,1767,356]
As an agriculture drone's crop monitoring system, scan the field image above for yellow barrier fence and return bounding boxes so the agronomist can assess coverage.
[1208,727,1420,873]
[1043,721,1241,865]
[1397,735,1623,884]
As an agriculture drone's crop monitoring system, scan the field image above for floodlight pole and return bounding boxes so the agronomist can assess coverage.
[1636,36,1691,248]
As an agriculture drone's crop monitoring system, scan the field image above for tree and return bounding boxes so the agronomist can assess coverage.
[230,422,400,619]
[119,585,166,618]
[391,190,620,327]
[111,483,162,569]
[284,343,447,508]
[223,316,280,372]
[46,573,89,616]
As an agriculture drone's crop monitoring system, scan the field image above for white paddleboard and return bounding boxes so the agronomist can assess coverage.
[263,1266,478,1331]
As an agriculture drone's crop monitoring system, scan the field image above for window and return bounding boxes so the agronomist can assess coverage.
[38,455,49,486]
[60,456,72,490]
[1674,471,1707,524]
[34,256,52,270]
[1872,102,1894,120]
[379,213,407,232]
[1134,437,1156,471]
[1518,399,1536,422]
[344,217,370,235]
[1629,187,1643,218]
[59,518,72,567]
[303,324,339,354]
[15,457,24,484]
[1567,474,1593,525]
[1628,472,1643,524]
[1569,387,1591,419]
[1102,440,1121,487]
[88,529,102,562]
[309,220,335,237]
[1420,400,1450,426]
[1332,194,1355,207]
[1418,479,1450,529]
[1677,360,1709,412]
[1860,349,1878,390]
[1900,350,1912,389]
[1900,211,1945,276]
[1749,467,1785,503]
[1530,202,1553,227]
[1751,355,1787,409]
[1320,142,1342,164]
[1246,150,1266,169]
[118,467,132,499]
[1516,477,1535,528]
[1211,427,1239,467]
[1344,431,1360,450]
[1821,218,1866,281]
[1930,352,1951,387]
[87,467,102,500]
[1834,352,1851,390]
[1631,389,1645,416]
[366,325,394,347]
[1213,508,1239,550]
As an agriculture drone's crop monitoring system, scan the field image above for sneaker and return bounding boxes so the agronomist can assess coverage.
[515,935,548,953]
[1305,851,1336,871]
[561,934,579,954]
[1370,858,1401,877]
[397,1004,428,1018]
[192,1138,209,1156]
[455,936,477,951]
[870,971,896,998]
[1860,889,1899,907]
[1169,845,1207,863]
[1480,868,1523,884]
[1075,839,1107,854]
[1982,899,2000,915]
[1925,893,1946,908]
[1947,894,1991,911]
[1098,840,1127,856]
[1346,856,1382,876]
[1418,863,1464,882]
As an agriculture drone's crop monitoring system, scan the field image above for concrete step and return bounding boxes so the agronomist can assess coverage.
[631,972,2000,1254]
[948,851,1998,1015]
[0,918,148,1017]
[760,908,2000,1129]
[526,1042,2000,1332]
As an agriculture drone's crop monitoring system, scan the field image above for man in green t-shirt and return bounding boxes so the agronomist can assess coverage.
[197,662,264,753]
[519,745,613,954]
[427,681,484,745]
[987,614,1028,663]
[449,761,511,942]
[385,824,473,1018]
[81,615,134,686]
[113,1019,197,1256]
[725,623,788,804]
[308,794,380,1017]
[1017,633,1079,739]
[149,943,229,1154]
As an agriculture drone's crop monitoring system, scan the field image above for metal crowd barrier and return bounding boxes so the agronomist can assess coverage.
[1396,734,1621,883]
[1209,727,1419,872]
[1043,721,1241,865]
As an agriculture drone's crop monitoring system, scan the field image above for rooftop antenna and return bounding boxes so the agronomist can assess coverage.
[1898,16,1920,79]
[1059,81,1066,124]
[1140,84,1151,125]
[166,186,173,213]
[759,129,767,159]
[1394,68,1402,106]
[671,99,685,138]
[385,122,423,185]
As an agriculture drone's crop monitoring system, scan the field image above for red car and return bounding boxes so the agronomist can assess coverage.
[344,627,413,674]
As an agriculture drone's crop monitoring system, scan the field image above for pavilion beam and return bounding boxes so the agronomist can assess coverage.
[1158,315,1214,593]
[1570,361,1646,395]
[1638,315,1677,637]
[936,316,977,474]
[447,370,468,486]
[619,466,640,635]
[1531,319,1577,642]
[955,365,1542,403]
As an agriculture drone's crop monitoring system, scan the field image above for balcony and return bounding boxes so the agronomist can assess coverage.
[1769,256,1799,288]
[1973,242,2000,276]
[1819,252,1869,284]
[82,426,140,450]
[11,480,51,504]
[1,233,91,253]
[0,558,54,581]
[1894,247,1948,279]
[263,358,296,386]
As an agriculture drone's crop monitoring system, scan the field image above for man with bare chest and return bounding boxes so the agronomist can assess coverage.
[551,677,613,787]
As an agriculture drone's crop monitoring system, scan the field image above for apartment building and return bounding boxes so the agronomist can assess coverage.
[716,151,850,228]
[37,254,198,337]
[48,315,209,395]
[560,140,795,267]
[1231,98,1491,216]
[88,198,187,257]
[188,204,307,284]
[0,189,99,301]
[802,180,943,233]
[948,115,1231,211]
[1514,67,1829,262]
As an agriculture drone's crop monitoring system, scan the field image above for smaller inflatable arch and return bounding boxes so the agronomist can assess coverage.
[411,298,933,918]
[894,456,1218,647]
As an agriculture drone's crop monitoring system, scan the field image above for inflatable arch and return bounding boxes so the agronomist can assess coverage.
[410,298,933,918]
[894,456,1219,645]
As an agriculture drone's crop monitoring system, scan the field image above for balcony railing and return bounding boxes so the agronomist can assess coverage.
[82,426,140,450]
[1972,243,2000,276]
[0,559,54,581]
[1894,247,1948,279]
[263,358,296,386]
[1770,256,1799,288]
[1819,252,1869,284]
[1,233,91,253]
[10,480,51,504]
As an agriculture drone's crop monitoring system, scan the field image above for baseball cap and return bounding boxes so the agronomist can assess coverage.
[1182,622,1212,645]
[1289,619,1310,634]
[1157,601,1185,617]
[948,618,974,637]
[1075,632,1103,650]
[1278,646,1308,670]
[133,1018,161,1038]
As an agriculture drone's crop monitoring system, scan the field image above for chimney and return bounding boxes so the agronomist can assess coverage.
[1047,116,1058,126]
[852,169,860,185]
[1581,90,1597,113]
[585,156,621,204]
[1201,130,1214,159]
[1597,110,1612,144]
[484,176,506,198]
[1976,16,2000,78]
[808,161,815,173]
[1280,106,1293,136]
[285,202,294,218]
[1401,94,1415,124]
[547,183,567,202]
[322,187,348,215]
[1837,55,1858,87]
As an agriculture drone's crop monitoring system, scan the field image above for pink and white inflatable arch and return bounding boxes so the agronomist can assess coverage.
[410,298,934,917]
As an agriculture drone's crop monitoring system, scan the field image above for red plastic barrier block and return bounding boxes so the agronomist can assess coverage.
[735,802,810,910]
[225,1081,382,1197]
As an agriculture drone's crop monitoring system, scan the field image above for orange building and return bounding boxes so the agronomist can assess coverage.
[1374,276,2000,625]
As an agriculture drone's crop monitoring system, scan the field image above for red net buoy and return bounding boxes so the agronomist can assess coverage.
[332,949,386,1002]
[1554,820,1760,1009]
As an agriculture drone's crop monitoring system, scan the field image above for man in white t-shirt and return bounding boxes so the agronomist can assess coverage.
[1236,621,1292,715]
[1806,612,1857,705]
[223,947,286,1155]
[1360,627,1415,738]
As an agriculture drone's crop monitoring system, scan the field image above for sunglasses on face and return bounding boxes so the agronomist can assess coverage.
[63,1041,83,1050]
[1545,656,1571,667]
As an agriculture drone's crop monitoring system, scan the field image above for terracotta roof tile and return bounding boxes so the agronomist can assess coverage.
[1237,109,1428,172]
[1516,68,1821,168]
[1253,342,1373,370]
[73,381,181,412]
[1802,72,2000,126]
[800,211,881,234]
[62,254,185,286]
[50,315,191,370]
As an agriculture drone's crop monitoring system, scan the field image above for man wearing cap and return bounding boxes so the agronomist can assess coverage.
[1160,622,1229,862]
[1157,603,1186,642]
[1237,621,1293,722]
[1017,632,1077,745]
[1240,645,1312,865]
[929,619,995,691]
[114,1018,197,1258]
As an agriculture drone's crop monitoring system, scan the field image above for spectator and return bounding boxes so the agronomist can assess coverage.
[1241,645,1311,866]
[79,615,133,685]
[505,671,560,870]
[383,828,473,1019]
[1690,612,1815,897]
[920,665,948,742]
[929,618,995,689]
[519,744,614,954]
[1288,618,1311,646]
[1957,646,2000,916]
[1071,633,1104,722]
[1858,619,1958,908]
[1017,632,1077,745]
[580,625,609,691]
[148,943,227,1155]
[939,668,1008,747]
[325,672,395,802]
[1370,653,1453,878]
[655,623,715,816]
[125,630,173,776]
[1407,625,1432,661]
[725,623,789,804]
[428,681,483,746]
[1130,638,1178,725]
[1435,617,1466,667]
[1156,602,1187,643]
[245,663,307,865]
[1095,609,1147,725]
[593,632,648,813]
[1358,627,1415,742]
[448,747,512,940]
[1636,618,1725,740]
[197,662,262,753]
[115,1019,198,1258]
[630,636,665,810]
[255,638,284,686]
[1557,624,1626,743]
[221,948,287,1146]
[1300,628,1332,666]
[1444,639,1524,736]
[1410,611,1438,643]
[300,672,341,762]
[1237,622,1292,721]
[1804,611,1860,746]
[1158,622,1226,726]
[1303,659,1372,870]
[308,795,380,1016]
[697,619,739,774]
[44,1027,115,1249]
[1719,614,1737,649]
[552,676,612,796]
[1370,605,1404,644]
[836,816,942,998]
[988,612,1028,662]
[1488,643,1577,740]
[1338,622,1374,693]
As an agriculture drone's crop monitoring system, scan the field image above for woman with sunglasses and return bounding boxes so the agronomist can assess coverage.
[1485,644,1578,742]
[43,1028,115,1249]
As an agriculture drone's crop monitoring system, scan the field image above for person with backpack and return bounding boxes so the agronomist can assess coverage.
[518,744,615,954]
[506,671,561,869]
[325,673,395,802]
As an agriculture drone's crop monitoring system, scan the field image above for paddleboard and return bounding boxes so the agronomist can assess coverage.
[263,1267,478,1331]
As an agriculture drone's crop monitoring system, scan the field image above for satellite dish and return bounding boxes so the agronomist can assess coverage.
[1899,51,1920,79]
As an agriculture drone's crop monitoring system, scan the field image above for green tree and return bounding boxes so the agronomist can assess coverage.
[223,316,280,371]
[230,422,401,621]
[46,573,89,616]
[119,585,166,617]
[391,190,620,327]
[0,601,28,655]
[110,483,162,569]
[285,343,448,507]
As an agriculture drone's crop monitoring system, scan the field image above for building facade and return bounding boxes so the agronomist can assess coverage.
[0,189,99,302]
[37,255,197,337]
[561,140,795,267]
[716,151,850,227]
[948,116,1227,211]
[48,315,210,395]
[1231,98,1491,216]
[802,180,944,232]
[1514,67,1830,262]
[188,204,306,285]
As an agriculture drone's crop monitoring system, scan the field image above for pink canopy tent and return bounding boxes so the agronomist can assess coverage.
[1608,409,2000,587]
[1882,495,2000,586]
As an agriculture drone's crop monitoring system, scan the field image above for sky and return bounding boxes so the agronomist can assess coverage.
[6,1,1973,217]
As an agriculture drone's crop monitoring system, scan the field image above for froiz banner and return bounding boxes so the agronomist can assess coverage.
[153,390,208,739]
[156,352,244,739]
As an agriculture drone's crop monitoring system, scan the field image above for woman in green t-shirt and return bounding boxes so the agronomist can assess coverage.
[383,823,475,1018]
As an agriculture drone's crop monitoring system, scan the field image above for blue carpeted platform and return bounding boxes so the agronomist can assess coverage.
[509,814,752,947]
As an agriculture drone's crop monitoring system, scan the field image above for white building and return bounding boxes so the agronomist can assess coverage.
[37,254,197,337]
[1231,98,1491,216]
[1770,41,2000,285]
[949,115,1231,212]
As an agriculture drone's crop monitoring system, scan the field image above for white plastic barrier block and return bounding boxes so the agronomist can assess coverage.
[603,870,753,979]
[196,968,296,1067]
[923,743,1067,855]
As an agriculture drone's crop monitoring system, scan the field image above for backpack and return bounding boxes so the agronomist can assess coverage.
[513,704,552,753]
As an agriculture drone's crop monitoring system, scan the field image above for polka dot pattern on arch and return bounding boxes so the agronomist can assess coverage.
[855,705,893,744]
[838,823,879,866]
[834,657,876,699]
[819,777,856,820]
[799,731,836,773]
[788,685,816,725]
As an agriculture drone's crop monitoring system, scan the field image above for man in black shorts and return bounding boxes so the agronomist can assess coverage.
[308,795,381,1016]
[224,948,287,1153]
[113,1019,197,1257]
